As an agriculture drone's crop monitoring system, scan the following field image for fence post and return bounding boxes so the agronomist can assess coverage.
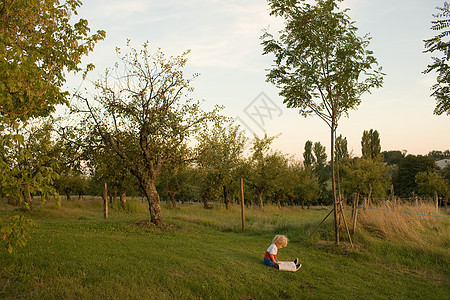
[352,194,359,234]
[435,191,439,213]
[103,182,108,219]
[240,178,245,233]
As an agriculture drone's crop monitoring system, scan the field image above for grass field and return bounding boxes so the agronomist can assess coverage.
[0,197,449,299]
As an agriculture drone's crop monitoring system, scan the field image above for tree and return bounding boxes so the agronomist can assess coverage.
[382,150,406,165]
[0,120,59,209]
[427,149,450,160]
[416,170,449,199]
[335,134,349,161]
[157,150,192,208]
[424,1,450,115]
[0,0,105,124]
[303,140,315,167]
[247,134,284,208]
[75,42,220,226]
[340,157,391,204]
[262,0,383,244]
[394,155,437,197]
[361,129,381,159]
[0,0,104,252]
[196,121,246,209]
[313,142,327,168]
[291,161,320,209]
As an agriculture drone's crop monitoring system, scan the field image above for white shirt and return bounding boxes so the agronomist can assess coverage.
[266,243,278,255]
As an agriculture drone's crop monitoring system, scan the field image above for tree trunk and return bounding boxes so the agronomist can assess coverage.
[288,196,294,207]
[257,191,263,209]
[112,186,117,204]
[301,199,305,210]
[276,195,281,209]
[168,191,177,208]
[141,179,164,226]
[203,190,212,209]
[223,185,230,210]
[330,122,339,245]
[120,190,127,207]
[25,190,33,211]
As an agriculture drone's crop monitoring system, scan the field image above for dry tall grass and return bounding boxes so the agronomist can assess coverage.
[357,201,450,249]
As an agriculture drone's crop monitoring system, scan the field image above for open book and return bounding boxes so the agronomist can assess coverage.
[278,261,300,272]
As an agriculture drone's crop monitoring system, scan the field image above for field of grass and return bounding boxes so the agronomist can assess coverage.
[0,197,449,299]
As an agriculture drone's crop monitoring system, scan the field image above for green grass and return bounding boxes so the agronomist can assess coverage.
[0,198,449,299]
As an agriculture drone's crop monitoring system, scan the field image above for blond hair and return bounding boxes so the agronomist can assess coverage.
[272,235,288,247]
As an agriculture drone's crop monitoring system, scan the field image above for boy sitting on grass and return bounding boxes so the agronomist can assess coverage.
[264,235,301,271]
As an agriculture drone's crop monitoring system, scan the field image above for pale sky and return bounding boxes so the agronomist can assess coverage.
[69,0,450,159]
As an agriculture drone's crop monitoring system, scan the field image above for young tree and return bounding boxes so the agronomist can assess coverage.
[361,129,381,159]
[75,42,220,226]
[424,1,450,115]
[416,170,449,199]
[196,121,246,209]
[291,161,320,209]
[248,134,284,209]
[340,157,391,204]
[261,0,383,244]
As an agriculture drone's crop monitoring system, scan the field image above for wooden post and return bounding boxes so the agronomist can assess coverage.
[352,194,359,234]
[435,190,439,213]
[240,178,245,233]
[103,182,108,219]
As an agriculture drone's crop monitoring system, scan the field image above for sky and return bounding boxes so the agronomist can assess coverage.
[68,0,450,160]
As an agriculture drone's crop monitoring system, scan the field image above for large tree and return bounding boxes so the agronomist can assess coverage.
[424,1,450,115]
[261,0,383,244]
[76,42,220,226]
[0,0,104,251]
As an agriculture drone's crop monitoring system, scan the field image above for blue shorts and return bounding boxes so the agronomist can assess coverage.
[264,258,279,268]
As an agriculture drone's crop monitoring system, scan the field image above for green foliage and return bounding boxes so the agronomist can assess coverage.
[289,162,321,207]
[427,149,450,160]
[416,170,449,198]
[262,0,383,126]
[424,2,450,115]
[361,129,381,159]
[1,215,35,253]
[335,134,349,161]
[340,157,391,201]
[0,0,105,123]
[247,134,287,207]
[195,120,247,208]
[394,155,438,197]
[382,150,406,165]
[0,120,59,208]
[302,140,315,167]
[0,0,103,251]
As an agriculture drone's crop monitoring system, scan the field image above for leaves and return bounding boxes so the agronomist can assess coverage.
[262,0,384,126]
[0,215,35,253]
[424,1,450,115]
